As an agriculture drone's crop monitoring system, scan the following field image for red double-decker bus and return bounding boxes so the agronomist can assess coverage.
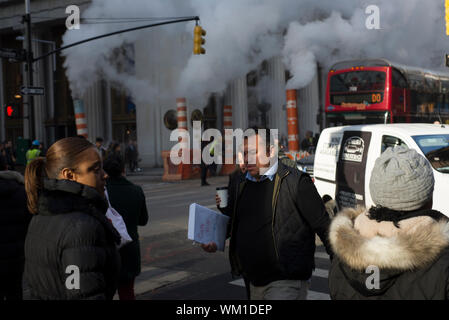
[325,59,449,127]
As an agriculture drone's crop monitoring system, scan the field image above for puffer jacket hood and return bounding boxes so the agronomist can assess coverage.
[329,206,449,298]
[38,178,120,246]
[39,178,108,216]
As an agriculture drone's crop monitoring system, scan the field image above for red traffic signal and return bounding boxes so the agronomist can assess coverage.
[5,104,19,118]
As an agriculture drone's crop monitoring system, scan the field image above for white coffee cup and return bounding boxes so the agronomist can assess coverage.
[216,187,228,208]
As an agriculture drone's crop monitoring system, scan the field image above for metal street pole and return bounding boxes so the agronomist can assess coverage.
[33,16,200,62]
[23,0,34,140]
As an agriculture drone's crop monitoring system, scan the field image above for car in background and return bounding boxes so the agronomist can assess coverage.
[296,154,315,180]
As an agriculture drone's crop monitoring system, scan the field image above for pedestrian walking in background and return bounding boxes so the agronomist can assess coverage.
[25,140,42,165]
[108,141,123,159]
[103,155,149,300]
[125,140,138,172]
[23,137,121,300]
[0,155,31,300]
[300,130,314,153]
[4,140,16,171]
[203,127,333,300]
[329,146,449,300]
[95,137,107,159]
[200,139,211,186]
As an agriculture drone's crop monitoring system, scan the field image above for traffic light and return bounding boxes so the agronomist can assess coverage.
[193,25,206,55]
[446,0,449,35]
[5,104,19,118]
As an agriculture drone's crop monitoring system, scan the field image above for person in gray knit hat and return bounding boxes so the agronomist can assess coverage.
[328,145,449,300]
[369,145,435,211]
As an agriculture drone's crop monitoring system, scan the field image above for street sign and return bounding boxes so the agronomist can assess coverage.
[0,48,26,62]
[20,86,45,96]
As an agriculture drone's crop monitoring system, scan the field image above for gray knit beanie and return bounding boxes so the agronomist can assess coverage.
[369,146,434,211]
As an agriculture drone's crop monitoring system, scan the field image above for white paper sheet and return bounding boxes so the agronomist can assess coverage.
[188,203,230,251]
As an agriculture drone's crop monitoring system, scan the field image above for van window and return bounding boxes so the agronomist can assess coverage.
[381,135,408,153]
[412,134,449,173]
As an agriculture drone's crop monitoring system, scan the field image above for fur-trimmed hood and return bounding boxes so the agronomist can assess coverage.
[330,207,449,272]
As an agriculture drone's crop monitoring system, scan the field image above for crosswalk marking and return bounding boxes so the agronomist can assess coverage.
[227,251,331,300]
[313,268,329,279]
[307,291,331,300]
[314,251,329,259]
[229,278,245,287]
[228,278,330,300]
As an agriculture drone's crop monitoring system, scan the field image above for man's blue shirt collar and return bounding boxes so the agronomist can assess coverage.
[245,160,278,182]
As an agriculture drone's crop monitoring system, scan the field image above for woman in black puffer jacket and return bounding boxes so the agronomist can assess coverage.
[0,156,31,300]
[24,137,121,300]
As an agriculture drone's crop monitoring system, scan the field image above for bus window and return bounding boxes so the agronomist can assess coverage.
[381,135,408,153]
[392,69,407,88]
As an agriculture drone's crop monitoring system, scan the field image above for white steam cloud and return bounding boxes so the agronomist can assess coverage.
[62,0,449,103]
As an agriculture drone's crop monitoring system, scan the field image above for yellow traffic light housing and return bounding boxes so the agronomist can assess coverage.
[446,0,449,35]
[193,25,206,54]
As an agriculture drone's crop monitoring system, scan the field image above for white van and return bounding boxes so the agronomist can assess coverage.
[313,123,449,216]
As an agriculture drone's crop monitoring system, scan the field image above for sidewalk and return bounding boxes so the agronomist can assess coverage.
[125,167,164,177]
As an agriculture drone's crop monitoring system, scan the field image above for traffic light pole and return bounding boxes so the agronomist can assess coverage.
[17,12,199,140]
[23,0,34,140]
[33,16,200,63]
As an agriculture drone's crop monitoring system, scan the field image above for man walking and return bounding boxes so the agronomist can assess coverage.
[125,140,138,172]
[26,140,42,165]
[203,128,333,300]
[4,141,16,170]
[300,130,314,153]
[95,137,107,160]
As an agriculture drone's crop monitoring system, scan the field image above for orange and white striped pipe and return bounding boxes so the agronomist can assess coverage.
[286,90,299,153]
[74,99,88,139]
[176,97,190,165]
[176,98,188,131]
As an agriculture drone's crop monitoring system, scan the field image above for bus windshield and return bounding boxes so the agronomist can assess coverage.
[330,71,386,92]
[330,71,386,106]
[412,134,449,173]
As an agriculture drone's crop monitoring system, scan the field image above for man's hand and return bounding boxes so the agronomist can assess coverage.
[201,242,217,253]
[215,194,221,208]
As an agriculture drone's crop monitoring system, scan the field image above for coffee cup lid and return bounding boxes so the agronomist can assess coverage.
[216,187,228,190]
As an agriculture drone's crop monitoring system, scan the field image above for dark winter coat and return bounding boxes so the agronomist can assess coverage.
[329,207,449,299]
[224,161,333,281]
[125,145,138,162]
[24,179,121,300]
[106,176,149,283]
[0,171,31,286]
